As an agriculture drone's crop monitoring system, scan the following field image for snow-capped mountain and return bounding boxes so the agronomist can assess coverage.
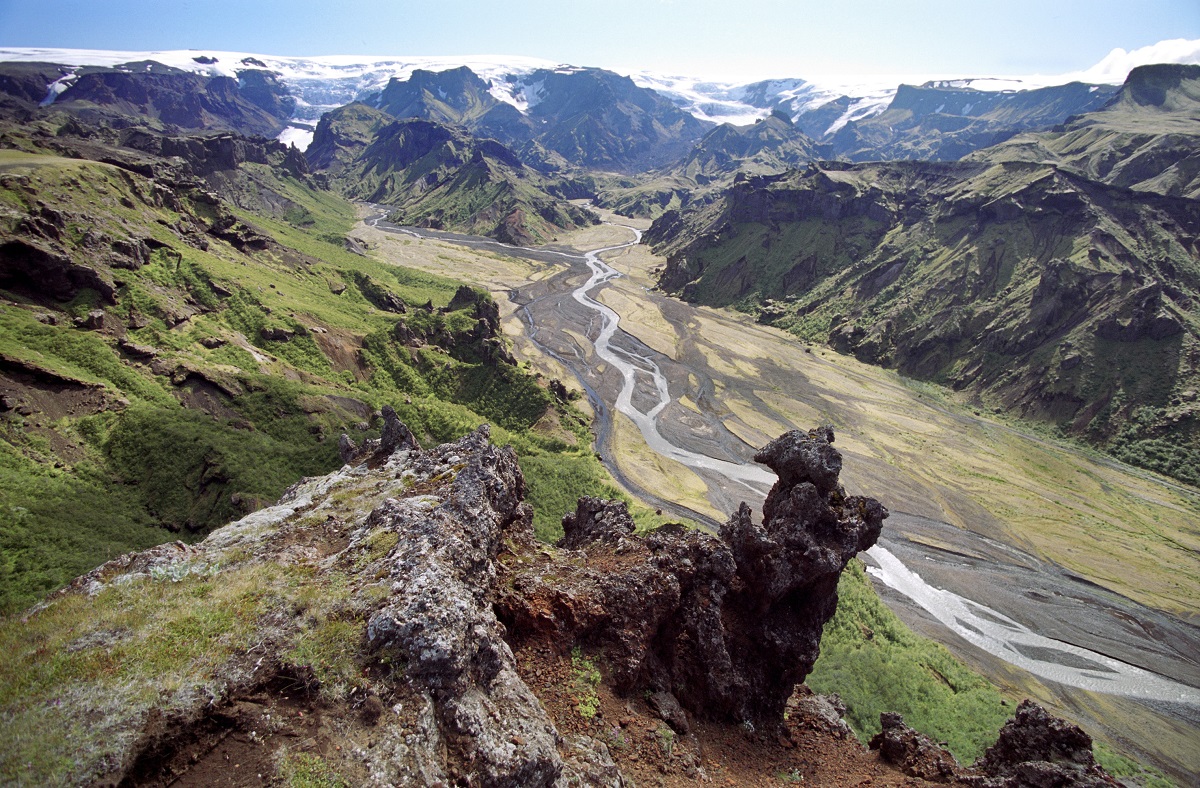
[2,39,1197,153]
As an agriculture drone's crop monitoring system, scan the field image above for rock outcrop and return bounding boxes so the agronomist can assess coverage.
[970,700,1118,787]
[5,416,1124,787]
[500,426,886,723]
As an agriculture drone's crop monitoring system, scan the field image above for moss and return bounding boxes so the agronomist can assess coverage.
[279,752,350,788]
[570,646,601,721]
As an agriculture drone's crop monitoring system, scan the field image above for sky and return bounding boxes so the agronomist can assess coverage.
[0,0,1198,81]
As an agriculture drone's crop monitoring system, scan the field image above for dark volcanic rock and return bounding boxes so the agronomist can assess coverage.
[499,425,886,724]
[971,700,1117,787]
[0,238,117,303]
[378,404,419,455]
[870,712,961,782]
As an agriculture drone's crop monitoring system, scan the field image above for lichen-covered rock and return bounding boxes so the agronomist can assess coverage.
[499,425,886,724]
[558,496,637,550]
[870,712,961,782]
[357,426,565,786]
[787,686,854,740]
[30,417,610,786]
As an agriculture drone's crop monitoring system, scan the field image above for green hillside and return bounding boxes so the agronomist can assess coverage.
[0,127,626,613]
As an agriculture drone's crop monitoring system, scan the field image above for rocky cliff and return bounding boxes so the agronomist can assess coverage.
[0,419,1118,786]
[975,64,1200,199]
[307,114,597,244]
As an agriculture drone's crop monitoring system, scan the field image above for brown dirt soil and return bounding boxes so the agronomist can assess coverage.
[514,641,941,787]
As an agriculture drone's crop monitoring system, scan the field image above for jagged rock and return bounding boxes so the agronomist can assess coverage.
[259,326,296,342]
[364,425,565,786]
[549,379,570,402]
[208,280,233,298]
[109,237,152,269]
[206,214,270,250]
[337,433,359,463]
[480,337,517,366]
[350,272,407,313]
[75,309,107,331]
[560,735,629,787]
[558,497,637,550]
[499,426,886,724]
[378,404,419,455]
[971,701,1118,787]
[199,336,225,349]
[647,690,690,734]
[392,320,425,347]
[786,687,854,739]
[117,337,157,358]
[870,712,961,782]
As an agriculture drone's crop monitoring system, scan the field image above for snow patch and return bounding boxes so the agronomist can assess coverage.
[39,71,78,106]
[278,126,315,151]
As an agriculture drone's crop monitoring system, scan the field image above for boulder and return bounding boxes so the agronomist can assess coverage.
[870,712,961,782]
[972,700,1118,787]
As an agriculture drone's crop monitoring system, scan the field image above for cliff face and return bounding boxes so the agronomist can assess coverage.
[499,427,885,724]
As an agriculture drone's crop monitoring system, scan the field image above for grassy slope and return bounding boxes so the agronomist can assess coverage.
[0,151,621,613]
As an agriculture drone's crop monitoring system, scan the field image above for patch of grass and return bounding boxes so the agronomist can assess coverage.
[0,561,294,784]
[0,307,171,405]
[279,752,350,788]
[1094,742,1176,788]
[570,646,601,721]
[656,724,675,758]
[517,452,624,541]
[0,439,170,614]
[100,401,337,533]
[286,618,363,697]
[355,529,399,568]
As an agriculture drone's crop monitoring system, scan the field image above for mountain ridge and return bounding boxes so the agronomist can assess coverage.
[4,43,1195,151]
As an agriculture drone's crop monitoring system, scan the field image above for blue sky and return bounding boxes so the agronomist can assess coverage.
[1,0,1197,79]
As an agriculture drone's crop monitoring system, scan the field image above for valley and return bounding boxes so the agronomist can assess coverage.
[1,40,1198,786]
[352,208,1200,779]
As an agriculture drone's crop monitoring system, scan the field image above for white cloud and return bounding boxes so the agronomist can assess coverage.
[1068,38,1200,84]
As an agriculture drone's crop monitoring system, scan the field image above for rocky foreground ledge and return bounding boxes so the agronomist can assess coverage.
[2,414,1117,786]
